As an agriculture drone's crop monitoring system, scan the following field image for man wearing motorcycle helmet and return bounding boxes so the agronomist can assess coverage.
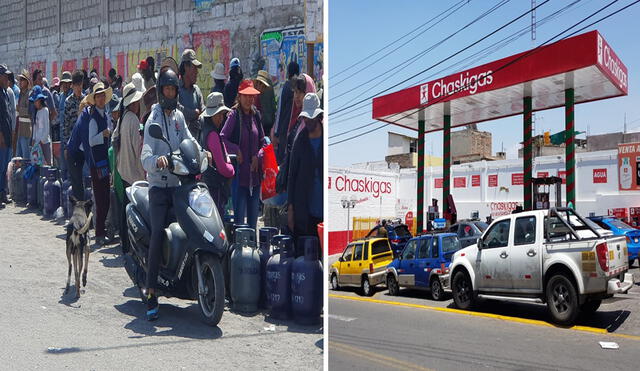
[140,69,211,321]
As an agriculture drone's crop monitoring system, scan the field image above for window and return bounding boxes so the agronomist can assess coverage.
[442,236,461,253]
[417,238,431,259]
[353,243,363,261]
[402,240,417,260]
[514,216,536,246]
[474,221,488,232]
[342,245,353,261]
[371,240,392,255]
[609,219,634,230]
[363,242,369,260]
[459,224,474,238]
[394,225,412,238]
[449,225,459,234]
[432,238,439,258]
[483,219,511,248]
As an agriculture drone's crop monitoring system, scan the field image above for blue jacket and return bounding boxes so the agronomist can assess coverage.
[67,107,91,160]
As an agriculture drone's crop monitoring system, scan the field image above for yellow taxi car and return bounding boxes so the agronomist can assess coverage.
[329,237,394,296]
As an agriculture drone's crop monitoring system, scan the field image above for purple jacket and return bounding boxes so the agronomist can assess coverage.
[221,108,266,188]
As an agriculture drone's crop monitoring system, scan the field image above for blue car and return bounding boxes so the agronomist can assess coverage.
[366,222,412,257]
[589,216,640,266]
[385,233,462,301]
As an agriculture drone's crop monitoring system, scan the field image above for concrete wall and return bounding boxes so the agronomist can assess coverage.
[451,129,492,163]
[0,0,320,93]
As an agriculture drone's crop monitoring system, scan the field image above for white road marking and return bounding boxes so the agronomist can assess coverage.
[328,314,357,322]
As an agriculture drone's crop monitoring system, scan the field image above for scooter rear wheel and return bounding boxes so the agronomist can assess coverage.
[197,255,225,326]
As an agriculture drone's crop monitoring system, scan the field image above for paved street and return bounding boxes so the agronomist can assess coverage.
[329,265,640,371]
[0,204,323,370]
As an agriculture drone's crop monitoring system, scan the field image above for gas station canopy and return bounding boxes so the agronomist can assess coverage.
[372,30,628,132]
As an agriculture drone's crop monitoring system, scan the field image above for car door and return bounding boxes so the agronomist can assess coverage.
[398,239,418,286]
[351,242,365,284]
[477,218,512,291]
[414,237,432,287]
[509,215,542,292]
[339,244,354,285]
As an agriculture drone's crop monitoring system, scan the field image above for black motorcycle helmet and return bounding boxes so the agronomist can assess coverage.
[157,69,179,111]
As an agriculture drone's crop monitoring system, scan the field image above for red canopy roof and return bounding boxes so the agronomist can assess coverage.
[372,30,628,133]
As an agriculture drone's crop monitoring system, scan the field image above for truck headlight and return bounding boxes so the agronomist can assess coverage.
[189,187,214,217]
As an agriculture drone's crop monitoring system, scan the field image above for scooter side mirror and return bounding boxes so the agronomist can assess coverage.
[148,123,165,140]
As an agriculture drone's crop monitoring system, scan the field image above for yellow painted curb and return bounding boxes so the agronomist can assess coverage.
[329,293,640,341]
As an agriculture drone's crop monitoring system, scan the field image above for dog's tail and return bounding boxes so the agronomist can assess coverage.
[77,212,93,235]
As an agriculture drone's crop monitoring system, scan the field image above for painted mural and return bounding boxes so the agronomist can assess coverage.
[181,30,231,93]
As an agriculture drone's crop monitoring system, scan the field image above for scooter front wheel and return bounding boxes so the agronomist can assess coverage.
[197,254,225,326]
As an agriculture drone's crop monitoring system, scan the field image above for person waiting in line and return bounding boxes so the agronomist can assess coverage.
[15,70,32,159]
[272,61,299,164]
[178,49,205,139]
[210,62,226,94]
[223,58,242,108]
[30,87,52,166]
[199,92,234,218]
[112,83,145,255]
[140,69,211,321]
[287,93,324,241]
[254,70,276,138]
[84,82,113,247]
[221,79,266,230]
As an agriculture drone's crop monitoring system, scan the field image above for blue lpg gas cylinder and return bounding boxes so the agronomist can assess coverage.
[258,227,278,309]
[229,228,261,313]
[291,236,323,325]
[265,236,295,319]
[43,168,61,218]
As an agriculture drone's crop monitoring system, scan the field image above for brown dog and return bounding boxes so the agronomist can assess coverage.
[65,197,93,298]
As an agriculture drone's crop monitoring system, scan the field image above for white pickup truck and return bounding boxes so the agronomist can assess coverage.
[449,207,635,325]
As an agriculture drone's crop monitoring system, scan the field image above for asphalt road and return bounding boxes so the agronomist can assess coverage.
[329,266,640,371]
[0,204,323,370]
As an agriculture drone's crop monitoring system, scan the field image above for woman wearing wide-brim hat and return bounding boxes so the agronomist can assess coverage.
[199,92,234,218]
[85,82,114,246]
[220,79,267,229]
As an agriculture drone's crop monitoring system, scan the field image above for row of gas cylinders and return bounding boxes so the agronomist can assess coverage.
[228,226,322,325]
[7,157,93,219]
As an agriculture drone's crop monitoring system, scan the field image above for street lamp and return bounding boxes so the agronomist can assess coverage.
[341,196,357,242]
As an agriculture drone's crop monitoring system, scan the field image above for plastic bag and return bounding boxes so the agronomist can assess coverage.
[260,143,278,201]
[30,143,44,166]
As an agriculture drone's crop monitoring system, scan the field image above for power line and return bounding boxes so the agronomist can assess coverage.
[330,0,511,102]
[330,0,635,146]
[330,0,472,90]
[330,0,585,127]
[329,0,470,80]
[329,0,550,117]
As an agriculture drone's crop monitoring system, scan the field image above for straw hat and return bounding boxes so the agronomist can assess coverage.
[255,70,271,87]
[84,82,113,106]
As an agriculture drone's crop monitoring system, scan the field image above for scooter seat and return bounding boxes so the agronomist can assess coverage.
[129,181,175,225]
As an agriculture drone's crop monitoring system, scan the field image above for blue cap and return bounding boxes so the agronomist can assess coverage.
[29,85,43,101]
[230,58,240,68]
[30,93,46,103]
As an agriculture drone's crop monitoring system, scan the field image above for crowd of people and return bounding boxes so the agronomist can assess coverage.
[0,50,324,320]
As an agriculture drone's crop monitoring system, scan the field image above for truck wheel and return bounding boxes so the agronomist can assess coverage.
[452,271,475,310]
[430,276,444,301]
[331,274,340,290]
[361,277,373,297]
[387,274,399,296]
[546,274,579,326]
[580,300,602,314]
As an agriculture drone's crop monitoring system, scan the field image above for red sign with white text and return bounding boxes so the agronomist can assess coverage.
[488,174,498,187]
[454,177,466,188]
[405,211,414,230]
[434,178,443,188]
[558,170,567,184]
[512,173,524,186]
[472,175,481,187]
[593,168,608,183]
[537,172,549,178]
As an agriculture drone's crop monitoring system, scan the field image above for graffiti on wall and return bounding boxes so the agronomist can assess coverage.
[260,26,306,93]
[181,30,231,93]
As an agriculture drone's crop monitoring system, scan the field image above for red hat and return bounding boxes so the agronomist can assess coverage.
[238,79,260,95]
[137,60,148,70]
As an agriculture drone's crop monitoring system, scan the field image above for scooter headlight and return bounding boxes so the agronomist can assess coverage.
[189,187,214,217]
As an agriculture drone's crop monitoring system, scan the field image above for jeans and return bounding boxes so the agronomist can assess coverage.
[234,185,261,230]
[0,146,11,193]
[147,186,175,290]
[16,137,30,159]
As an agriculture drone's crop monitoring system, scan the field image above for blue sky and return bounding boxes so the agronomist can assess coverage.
[328,0,640,166]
